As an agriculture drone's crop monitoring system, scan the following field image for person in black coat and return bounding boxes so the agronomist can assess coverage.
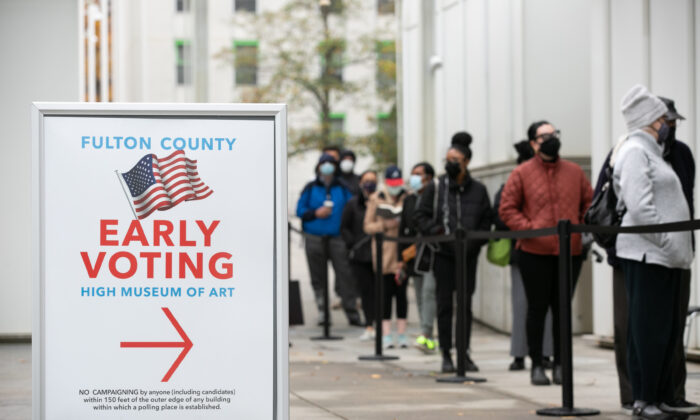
[341,170,378,340]
[413,132,493,373]
[339,149,361,196]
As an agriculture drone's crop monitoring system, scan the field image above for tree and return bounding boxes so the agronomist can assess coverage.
[217,0,397,163]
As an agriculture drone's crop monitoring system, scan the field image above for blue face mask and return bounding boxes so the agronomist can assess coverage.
[319,162,335,176]
[387,185,404,197]
[409,174,423,191]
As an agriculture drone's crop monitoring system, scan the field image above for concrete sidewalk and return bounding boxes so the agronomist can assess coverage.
[2,236,699,419]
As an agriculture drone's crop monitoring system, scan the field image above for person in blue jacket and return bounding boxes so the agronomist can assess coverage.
[297,153,361,326]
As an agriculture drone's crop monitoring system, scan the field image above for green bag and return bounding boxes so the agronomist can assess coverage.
[487,238,511,267]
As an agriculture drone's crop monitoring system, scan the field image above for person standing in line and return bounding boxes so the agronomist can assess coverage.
[296,153,362,326]
[399,162,438,353]
[499,121,592,386]
[341,170,379,341]
[414,132,492,373]
[364,165,409,349]
[321,145,341,163]
[339,149,361,196]
[595,96,699,416]
[656,96,699,416]
[613,85,692,420]
[493,140,554,372]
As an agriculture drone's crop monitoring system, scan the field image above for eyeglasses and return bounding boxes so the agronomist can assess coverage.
[534,130,561,142]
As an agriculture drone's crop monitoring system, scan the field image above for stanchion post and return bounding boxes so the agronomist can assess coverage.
[311,236,342,341]
[437,228,485,383]
[359,233,398,361]
[536,220,598,417]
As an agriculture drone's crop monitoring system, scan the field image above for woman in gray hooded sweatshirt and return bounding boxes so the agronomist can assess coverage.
[613,84,693,420]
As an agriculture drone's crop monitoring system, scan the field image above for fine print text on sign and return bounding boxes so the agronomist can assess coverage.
[33,104,288,420]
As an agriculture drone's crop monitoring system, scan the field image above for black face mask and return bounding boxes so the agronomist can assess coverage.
[662,126,677,159]
[361,182,377,195]
[539,137,561,159]
[445,161,462,179]
[656,123,670,145]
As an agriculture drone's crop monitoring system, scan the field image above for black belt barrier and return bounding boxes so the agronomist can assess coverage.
[291,218,700,418]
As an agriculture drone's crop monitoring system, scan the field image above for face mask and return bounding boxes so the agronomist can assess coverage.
[445,161,462,179]
[409,174,423,191]
[361,182,376,194]
[663,126,677,159]
[340,159,354,174]
[387,185,403,196]
[319,162,335,176]
[539,137,561,159]
[656,123,670,145]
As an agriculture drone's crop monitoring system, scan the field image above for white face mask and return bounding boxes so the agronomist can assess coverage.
[340,159,354,174]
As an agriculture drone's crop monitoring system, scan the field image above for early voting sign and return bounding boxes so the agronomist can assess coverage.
[32,103,289,419]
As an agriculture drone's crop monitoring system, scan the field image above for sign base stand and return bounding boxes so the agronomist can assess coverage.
[536,407,600,417]
[310,335,343,341]
[358,354,399,361]
[436,375,486,384]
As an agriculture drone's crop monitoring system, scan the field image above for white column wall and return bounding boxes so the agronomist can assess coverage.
[0,0,79,335]
[589,0,700,343]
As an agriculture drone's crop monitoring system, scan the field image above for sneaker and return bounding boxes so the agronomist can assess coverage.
[465,355,479,372]
[358,329,375,341]
[621,403,634,416]
[530,366,551,386]
[441,354,455,373]
[660,399,700,415]
[509,357,525,371]
[633,403,674,419]
[414,336,436,354]
[552,365,562,385]
[383,334,395,349]
[542,357,553,369]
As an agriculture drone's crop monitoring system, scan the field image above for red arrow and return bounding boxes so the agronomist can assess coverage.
[120,307,193,382]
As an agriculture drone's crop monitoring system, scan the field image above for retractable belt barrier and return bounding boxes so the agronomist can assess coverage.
[289,219,700,417]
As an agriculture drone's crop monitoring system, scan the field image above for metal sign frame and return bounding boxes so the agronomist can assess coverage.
[31,103,289,420]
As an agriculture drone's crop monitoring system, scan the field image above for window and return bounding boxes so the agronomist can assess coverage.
[329,0,343,13]
[377,0,394,14]
[176,0,190,12]
[234,0,256,13]
[319,40,344,83]
[234,41,258,86]
[175,40,191,85]
[329,113,346,143]
[377,113,394,134]
[376,41,396,91]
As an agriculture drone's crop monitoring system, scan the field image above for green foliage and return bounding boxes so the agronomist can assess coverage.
[215,0,397,161]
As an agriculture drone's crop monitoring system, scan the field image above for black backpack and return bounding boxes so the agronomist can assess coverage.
[584,163,625,248]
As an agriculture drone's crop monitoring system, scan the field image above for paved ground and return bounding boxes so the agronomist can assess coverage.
[2,233,699,419]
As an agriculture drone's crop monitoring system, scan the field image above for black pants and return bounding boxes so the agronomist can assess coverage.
[612,267,633,405]
[433,253,478,355]
[304,234,360,322]
[621,258,682,403]
[382,274,408,319]
[614,267,691,405]
[518,251,583,366]
[351,261,375,327]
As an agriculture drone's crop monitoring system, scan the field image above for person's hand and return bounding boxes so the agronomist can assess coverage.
[315,206,332,219]
[384,217,399,229]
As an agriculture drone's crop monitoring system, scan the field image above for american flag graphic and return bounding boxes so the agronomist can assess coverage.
[117,150,213,220]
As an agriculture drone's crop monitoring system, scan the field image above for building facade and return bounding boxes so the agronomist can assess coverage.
[398,0,700,346]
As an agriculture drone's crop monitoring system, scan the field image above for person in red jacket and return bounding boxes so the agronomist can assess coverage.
[499,121,592,386]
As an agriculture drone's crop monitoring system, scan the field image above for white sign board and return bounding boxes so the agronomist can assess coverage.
[32,103,288,420]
